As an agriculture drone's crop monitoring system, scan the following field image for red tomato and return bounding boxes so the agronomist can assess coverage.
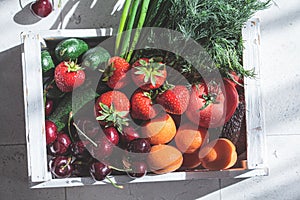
[186,79,239,128]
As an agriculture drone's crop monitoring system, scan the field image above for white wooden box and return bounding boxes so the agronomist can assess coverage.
[21,18,268,188]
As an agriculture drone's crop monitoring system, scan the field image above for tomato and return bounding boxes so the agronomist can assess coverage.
[186,79,239,128]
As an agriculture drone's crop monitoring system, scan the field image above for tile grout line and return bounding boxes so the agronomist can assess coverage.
[0,143,26,147]
[219,179,222,200]
[65,187,67,200]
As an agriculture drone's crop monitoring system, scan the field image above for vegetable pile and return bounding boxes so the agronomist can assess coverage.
[41,0,270,188]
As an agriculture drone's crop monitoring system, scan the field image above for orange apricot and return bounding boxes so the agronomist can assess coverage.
[147,144,183,174]
[198,138,237,170]
[141,113,177,145]
[174,123,208,154]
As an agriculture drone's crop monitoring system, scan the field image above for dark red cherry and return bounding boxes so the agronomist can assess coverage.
[127,161,147,178]
[31,0,53,18]
[103,127,119,145]
[50,156,73,178]
[70,140,90,158]
[45,120,58,145]
[90,161,112,181]
[127,138,151,154]
[45,99,53,116]
[89,138,113,161]
[121,126,140,143]
[75,117,100,139]
[48,132,71,156]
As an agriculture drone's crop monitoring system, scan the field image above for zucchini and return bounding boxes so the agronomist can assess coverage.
[47,87,98,131]
[82,46,111,71]
[55,38,89,62]
[41,50,55,73]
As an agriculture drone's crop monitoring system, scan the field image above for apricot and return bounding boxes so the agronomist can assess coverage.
[141,114,177,145]
[147,144,183,174]
[174,123,208,154]
[198,138,237,170]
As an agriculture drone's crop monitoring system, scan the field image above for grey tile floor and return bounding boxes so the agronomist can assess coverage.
[1,0,300,199]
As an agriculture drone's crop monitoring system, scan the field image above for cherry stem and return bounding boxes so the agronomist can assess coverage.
[61,157,72,170]
[105,176,124,189]
[67,112,75,143]
[58,0,62,8]
[109,165,132,172]
[72,122,98,147]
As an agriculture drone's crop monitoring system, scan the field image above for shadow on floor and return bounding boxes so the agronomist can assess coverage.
[13,2,41,25]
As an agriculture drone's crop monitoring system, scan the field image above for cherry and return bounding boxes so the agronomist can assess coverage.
[120,126,140,145]
[45,120,58,145]
[90,161,112,181]
[89,138,113,161]
[103,126,119,145]
[127,138,151,154]
[127,161,147,179]
[70,140,90,159]
[48,132,71,156]
[74,117,100,140]
[31,0,53,18]
[126,138,151,162]
[45,99,53,116]
[50,156,73,178]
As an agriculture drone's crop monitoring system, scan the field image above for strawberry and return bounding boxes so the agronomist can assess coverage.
[54,61,85,92]
[131,58,167,91]
[130,89,161,120]
[95,90,130,132]
[156,84,190,115]
[102,56,130,89]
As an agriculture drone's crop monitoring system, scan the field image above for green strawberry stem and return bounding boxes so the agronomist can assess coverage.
[96,103,129,133]
[134,59,165,86]
[65,60,82,72]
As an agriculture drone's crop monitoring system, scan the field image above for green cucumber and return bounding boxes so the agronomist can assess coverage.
[55,38,89,62]
[47,87,98,131]
[41,50,55,73]
[44,78,65,99]
[82,46,111,70]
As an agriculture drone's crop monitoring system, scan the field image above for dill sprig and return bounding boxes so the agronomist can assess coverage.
[145,0,271,78]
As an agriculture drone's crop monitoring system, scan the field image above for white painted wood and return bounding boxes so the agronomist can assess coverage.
[242,18,268,169]
[30,168,268,189]
[21,32,51,182]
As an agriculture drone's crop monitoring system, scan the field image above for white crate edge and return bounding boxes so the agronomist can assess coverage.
[21,20,268,188]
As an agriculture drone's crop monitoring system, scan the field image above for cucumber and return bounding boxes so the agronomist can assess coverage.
[44,78,65,99]
[47,87,98,131]
[82,46,111,70]
[41,50,55,73]
[55,38,89,62]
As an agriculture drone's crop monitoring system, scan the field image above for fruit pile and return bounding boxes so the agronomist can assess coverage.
[42,36,247,186]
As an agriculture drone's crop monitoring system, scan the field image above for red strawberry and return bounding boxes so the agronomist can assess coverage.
[131,58,167,91]
[130,89,161,120]
[54,61,85,92]
[156,85,190,115]
[102,56,130,89]
[95,90,130,132]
